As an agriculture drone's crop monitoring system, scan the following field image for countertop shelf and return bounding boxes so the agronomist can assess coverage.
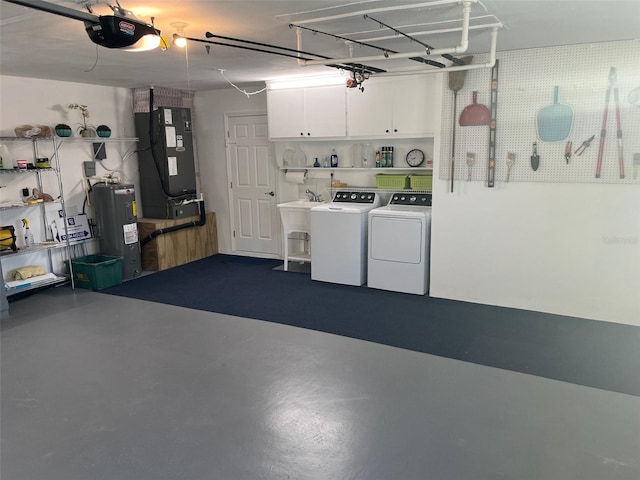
[283,167,433,172]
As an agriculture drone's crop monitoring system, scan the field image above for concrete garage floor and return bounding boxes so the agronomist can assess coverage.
[2,288,639,480]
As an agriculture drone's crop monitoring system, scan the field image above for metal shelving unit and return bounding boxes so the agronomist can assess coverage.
[0,137,71,313]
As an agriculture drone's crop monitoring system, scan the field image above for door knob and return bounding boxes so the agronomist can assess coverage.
[265,191,275,196]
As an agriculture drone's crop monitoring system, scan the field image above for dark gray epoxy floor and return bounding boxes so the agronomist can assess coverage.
[2,288,639,480]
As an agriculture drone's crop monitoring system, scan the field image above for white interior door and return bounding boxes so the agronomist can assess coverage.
[227,114,280,256]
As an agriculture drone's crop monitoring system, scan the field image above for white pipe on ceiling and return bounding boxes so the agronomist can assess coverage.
[298,1,476,67]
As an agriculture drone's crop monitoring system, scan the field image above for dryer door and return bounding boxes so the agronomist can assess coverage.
[370,216,423,264]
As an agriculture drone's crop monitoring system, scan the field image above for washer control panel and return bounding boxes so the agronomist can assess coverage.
[332,191,378,203]
[389,193,432,206]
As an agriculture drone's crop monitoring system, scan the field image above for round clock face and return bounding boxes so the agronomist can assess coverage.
[406,148,425,167]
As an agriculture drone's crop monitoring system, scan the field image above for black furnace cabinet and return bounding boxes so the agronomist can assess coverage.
[135,107,199,219]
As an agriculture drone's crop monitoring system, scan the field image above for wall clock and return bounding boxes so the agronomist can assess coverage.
[406,148,425,167]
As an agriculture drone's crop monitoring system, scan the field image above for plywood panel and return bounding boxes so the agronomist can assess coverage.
[138,212,218,271]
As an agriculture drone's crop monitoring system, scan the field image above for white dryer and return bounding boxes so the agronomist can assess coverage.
[368,192,432,295]
[311,191,382,286]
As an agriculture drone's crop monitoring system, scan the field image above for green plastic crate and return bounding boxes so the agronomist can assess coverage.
[375,174,409,190]
[71,255,123,290]
[409,175,433,191]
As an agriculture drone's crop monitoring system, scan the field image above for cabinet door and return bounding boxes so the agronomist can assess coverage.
[346,78,390,137]
[391,75,439,136]
[304,85,346,138]
[267,88,305,138]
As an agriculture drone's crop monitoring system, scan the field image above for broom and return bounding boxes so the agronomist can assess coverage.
[448,56,473,192]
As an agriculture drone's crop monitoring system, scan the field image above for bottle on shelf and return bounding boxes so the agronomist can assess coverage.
[313,157,320,167]
[330,149,338,168]
[22,218,35,248]
[375,150,381,168]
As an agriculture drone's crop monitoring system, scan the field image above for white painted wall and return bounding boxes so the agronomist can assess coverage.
[430,41,640,326]
[192,88,268,254]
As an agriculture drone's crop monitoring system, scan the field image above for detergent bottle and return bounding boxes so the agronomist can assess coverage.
[22,218,34,248]
[330,149,339,168]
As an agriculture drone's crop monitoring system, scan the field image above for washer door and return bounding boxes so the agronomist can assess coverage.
[370,216,423,264]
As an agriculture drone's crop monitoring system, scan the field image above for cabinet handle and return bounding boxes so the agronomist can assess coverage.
[385,129,390,133]
[307,132,311,136]
[300,132,304,136]
[394,129,398,133]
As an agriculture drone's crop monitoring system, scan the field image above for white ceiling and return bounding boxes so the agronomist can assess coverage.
[0,0,638,91]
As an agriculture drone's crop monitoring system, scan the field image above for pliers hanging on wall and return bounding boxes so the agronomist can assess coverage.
[595,67,625,179]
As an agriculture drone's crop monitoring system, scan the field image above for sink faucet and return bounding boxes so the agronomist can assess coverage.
[305,189,321,202]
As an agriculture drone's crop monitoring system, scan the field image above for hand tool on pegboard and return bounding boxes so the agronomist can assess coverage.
[487,59,499,188]
[536,86,574,143]
[459,91,490,126]
[596,67,625,179]
[506,153,516,182]
[466,153,475,181]
[564,141,572,164]
[633,153,640,179]
[531,142,540,171]
[575,135,595,156]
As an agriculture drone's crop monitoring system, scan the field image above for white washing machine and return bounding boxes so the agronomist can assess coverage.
[368,192,432,295]
[311,191,382,286]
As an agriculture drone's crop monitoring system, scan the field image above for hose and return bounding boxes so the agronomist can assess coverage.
[140,198,206,248]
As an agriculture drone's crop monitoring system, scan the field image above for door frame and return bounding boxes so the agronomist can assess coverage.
[224,111,281,259]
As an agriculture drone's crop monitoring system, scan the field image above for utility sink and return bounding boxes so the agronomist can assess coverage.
[277,200,321,209]
[277,200,322,233]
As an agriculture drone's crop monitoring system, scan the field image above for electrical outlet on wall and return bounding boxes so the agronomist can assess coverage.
[83,161,96,177]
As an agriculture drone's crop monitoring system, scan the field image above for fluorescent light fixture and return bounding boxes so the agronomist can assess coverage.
[267,73,346,90]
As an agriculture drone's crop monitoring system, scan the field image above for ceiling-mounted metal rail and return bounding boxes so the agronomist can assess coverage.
[363,14,466,65]
[291,23,447,69]
[186,34,386,75]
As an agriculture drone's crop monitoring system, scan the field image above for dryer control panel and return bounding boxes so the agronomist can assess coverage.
[389,193,432,206]
[332,191,378,203]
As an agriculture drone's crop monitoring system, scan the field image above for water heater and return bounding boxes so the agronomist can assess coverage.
[92,184,141,280]
[135,107,199,219]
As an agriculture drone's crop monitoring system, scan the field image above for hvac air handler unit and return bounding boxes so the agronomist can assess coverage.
[135,107,199,219]
[92,184,141,280]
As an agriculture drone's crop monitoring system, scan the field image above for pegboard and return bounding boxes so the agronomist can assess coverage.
[439,40,640,185]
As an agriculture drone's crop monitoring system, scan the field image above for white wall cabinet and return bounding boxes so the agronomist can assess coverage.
[267,85,346,139]
[347,74,439,138]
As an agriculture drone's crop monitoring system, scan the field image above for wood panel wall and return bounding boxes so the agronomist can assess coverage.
[138,212,217,271]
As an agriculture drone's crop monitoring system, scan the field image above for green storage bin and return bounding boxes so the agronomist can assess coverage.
[375,174,409,190]
[409,175,433,191]
[71,255,123,290]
